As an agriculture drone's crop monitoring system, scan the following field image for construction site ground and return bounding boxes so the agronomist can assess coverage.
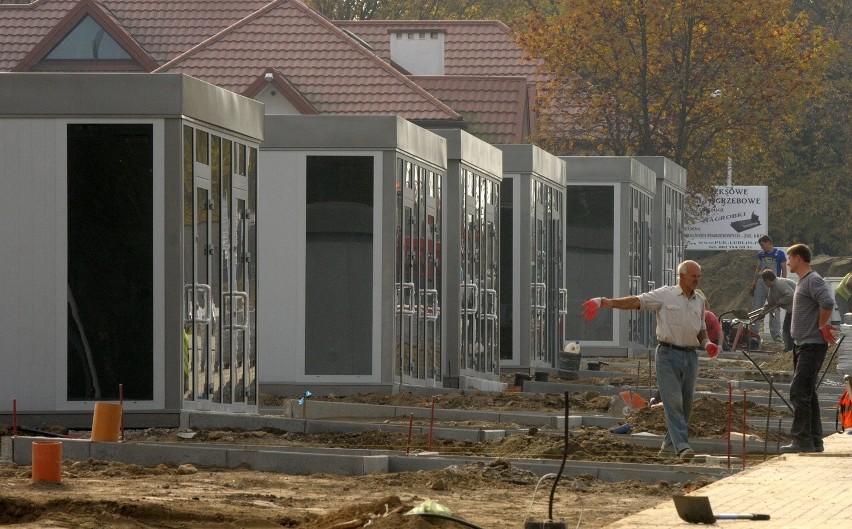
[1,251,849,528]
[3,338,850,528]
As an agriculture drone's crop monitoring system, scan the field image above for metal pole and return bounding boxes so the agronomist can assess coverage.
[742,390,747,469]
[727,382,732,472]
[428,398,436,451]
[764,376,774,461]
[406,414,413,455]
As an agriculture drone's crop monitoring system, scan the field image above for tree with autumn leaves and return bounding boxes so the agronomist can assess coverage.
[517,1,834,187]
[517,0,850,253]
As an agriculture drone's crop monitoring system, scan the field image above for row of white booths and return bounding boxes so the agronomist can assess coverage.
[0,74,685,425]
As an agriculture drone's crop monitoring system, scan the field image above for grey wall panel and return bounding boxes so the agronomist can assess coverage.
[563,156,655,194]
[0,74,264,142]
[379,151,397,383]
[257,150,306,384]
[432,129,502,179]
[163,119,183,410]
[263,115,446,170]
[0,119,61,411]
[496,144,565,186]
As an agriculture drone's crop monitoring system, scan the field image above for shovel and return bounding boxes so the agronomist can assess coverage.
[673,496,770,524]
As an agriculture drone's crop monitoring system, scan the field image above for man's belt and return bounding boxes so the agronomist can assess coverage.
[658,342,696,353]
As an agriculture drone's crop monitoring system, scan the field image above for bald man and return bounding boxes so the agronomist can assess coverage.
[582,260,717,461]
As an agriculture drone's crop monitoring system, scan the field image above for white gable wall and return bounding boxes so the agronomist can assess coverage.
[0,118,63,410]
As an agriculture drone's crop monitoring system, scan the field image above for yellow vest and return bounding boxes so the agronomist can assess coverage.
[837,272,852,302]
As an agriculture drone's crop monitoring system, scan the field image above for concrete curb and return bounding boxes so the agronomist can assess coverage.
[1,435,730,484]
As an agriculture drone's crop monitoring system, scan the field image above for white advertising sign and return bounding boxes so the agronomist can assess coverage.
[685,186,768,250]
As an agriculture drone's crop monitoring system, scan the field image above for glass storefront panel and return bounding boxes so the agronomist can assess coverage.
[566,185,615,342]
[67,124,153,400]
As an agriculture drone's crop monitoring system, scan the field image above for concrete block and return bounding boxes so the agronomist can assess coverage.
[429,408,500,422]
[394,406,433,419]
[0,436,11,463]
[93,442,227,468]
[228,449,389,475]
[11,437,91,465]
[478,430,507,441]
[186,411,307,434]
[298,400,396,420]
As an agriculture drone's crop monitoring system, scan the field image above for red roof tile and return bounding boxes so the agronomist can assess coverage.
[154,0,460,121]
[413,75,529,144]
[0,0,268,71]
[1,0,464,122]
[334,20,540,79]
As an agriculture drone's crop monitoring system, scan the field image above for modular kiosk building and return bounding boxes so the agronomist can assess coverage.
[634,156,687,290]
[496,145,567,370]
[258,115,447,394]
[0,73,264,424]
[562,156,657,357]
[432,129,503,390]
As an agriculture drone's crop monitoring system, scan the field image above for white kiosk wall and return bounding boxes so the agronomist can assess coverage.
[0,73,264,423]
[258,115,447,395]
[563,156,656,357]
[634,156,687,289]
[496,145,567,370]
[432,129,503,390]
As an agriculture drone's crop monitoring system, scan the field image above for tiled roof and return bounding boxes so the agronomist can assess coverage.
[154,0,460,121]
[413,75,529,144]
[335,19,540,79]
[0,0,269,71]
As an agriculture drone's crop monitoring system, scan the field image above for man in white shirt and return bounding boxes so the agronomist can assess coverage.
[582,260,717,461]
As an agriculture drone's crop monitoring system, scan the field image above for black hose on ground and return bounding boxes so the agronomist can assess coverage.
[548,391,570,521]
[410,512,487,529]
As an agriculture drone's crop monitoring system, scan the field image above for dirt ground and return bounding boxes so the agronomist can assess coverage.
[0,389,781,529]
[0,455,717,529]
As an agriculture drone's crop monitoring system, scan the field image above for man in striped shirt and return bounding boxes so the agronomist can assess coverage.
[782,244,838,453]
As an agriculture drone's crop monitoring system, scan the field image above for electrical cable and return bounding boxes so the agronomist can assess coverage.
[547,390,570,521]
[526,473,557,520]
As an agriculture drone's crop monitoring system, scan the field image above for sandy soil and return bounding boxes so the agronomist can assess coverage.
[0,458,714,529]
[0,391,784,529]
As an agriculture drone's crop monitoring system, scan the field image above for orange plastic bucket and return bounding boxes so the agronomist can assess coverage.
[91,402,122,442]
[31,441,62,483]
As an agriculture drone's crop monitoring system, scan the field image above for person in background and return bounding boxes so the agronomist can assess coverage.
[835,272,851,319]
[760,270,797,352]
[695,289,723,350]
[782,244,838,453]
[749,235,787,342]
[581,260,718,461]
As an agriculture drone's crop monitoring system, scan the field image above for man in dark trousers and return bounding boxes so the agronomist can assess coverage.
[581,260,718,460]
[760,269,797,352]
[750,235,787,341]
[782,244,838,453]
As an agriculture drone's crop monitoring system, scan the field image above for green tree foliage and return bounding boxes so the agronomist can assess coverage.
[516,0,836,201]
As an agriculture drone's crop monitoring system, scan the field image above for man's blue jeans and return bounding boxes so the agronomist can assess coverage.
[657,346,699,453]
[790,343,827,447]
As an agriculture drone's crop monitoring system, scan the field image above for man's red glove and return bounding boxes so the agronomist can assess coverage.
[821,323,838,344]
[706,343,719,359]
[582,298,601,320]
